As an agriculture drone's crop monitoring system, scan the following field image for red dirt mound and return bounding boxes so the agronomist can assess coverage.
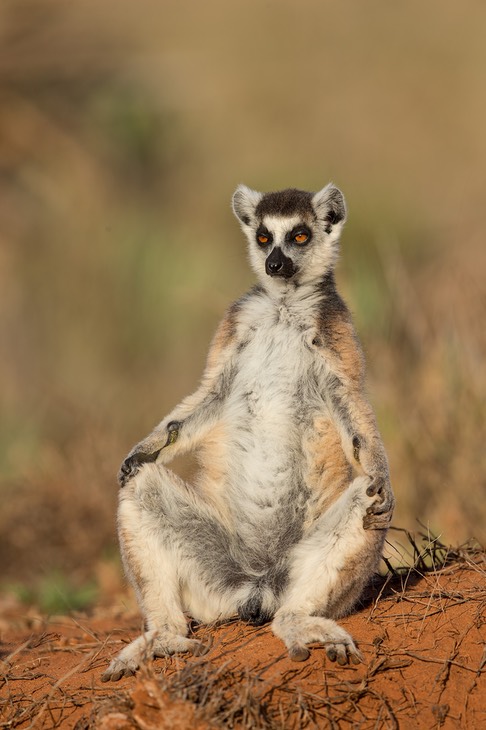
[1,543,485,729]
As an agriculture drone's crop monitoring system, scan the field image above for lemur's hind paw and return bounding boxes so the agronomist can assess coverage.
[102,631,210,681]
[325,641,362,665]
[101,656,137,682]
[272,613,363,666]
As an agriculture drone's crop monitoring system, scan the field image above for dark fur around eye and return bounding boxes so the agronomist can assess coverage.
[256,225,272,246]
[285,225,312,245]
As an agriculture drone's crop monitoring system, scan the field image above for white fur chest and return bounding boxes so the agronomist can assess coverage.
[231,305,312,425]
[221,294,324,538]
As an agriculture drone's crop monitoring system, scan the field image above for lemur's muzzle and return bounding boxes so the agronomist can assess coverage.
[265,246,296,279]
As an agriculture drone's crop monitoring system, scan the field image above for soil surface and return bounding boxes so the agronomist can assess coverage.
[1,554,485,729]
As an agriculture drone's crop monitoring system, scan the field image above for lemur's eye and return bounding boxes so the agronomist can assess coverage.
[294,232,309,244]
[257,234,270,245]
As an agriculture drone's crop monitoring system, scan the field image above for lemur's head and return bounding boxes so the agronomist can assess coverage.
[232,184,346,288]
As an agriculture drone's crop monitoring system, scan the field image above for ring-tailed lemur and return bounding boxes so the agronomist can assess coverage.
[102,183,394,681]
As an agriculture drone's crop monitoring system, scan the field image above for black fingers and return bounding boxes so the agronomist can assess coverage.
[363,512,393,530]
[366,474,386,498]
[117,449,161,487]
[118,421,183,488]
[118,455,139,487]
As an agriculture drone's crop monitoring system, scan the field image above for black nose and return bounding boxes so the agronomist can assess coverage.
[267,259,283,274]
[265,246,295,278]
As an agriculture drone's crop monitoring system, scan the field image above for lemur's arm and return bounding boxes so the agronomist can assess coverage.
[118,302,241,486]
[326,373,394,529]
[316,307,395,530]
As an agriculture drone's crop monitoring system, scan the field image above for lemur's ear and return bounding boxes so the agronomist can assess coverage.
[232,185,263,226]
[312,184,346,230]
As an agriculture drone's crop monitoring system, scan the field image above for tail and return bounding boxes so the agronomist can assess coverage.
[237,584,273,626]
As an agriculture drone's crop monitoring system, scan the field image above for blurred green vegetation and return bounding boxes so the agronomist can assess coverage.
[0,0,485,606]
[8,572,98,615]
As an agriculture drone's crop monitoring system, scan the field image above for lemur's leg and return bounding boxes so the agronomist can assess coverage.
[102,463,252,681]
[272,476,385,665]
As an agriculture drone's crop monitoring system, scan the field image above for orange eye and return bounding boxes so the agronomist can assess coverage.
[294,232,308,244]
[258,234,269,244]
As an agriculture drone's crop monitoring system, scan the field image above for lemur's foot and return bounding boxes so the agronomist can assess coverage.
[363,475,395,530]
[272,613,363,666]
[101,630,209,682]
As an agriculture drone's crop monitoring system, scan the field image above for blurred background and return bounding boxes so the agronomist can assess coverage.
[1,0,485,613]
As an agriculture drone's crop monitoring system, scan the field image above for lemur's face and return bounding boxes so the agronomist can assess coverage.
[232,185,346,287]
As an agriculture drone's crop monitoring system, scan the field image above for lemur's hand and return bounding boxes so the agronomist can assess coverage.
[363,474,395,530]
[118,421,181,487]
[118,448,159,487]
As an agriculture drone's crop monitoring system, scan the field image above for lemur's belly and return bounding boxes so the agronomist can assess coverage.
[221,319,327,558]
